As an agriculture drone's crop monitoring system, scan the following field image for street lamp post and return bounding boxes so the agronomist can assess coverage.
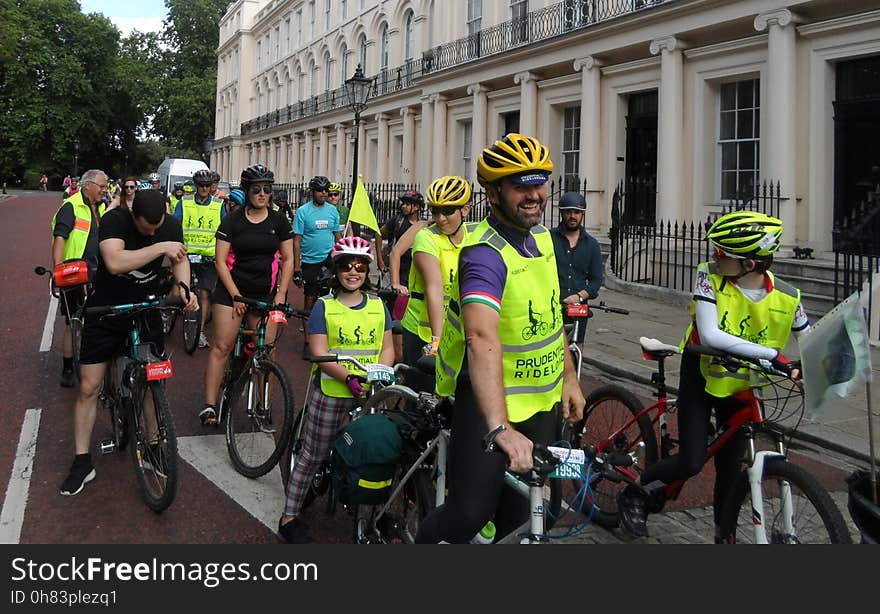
[203,138,214,167]
[344,64,373,197]
[73,138,80,177]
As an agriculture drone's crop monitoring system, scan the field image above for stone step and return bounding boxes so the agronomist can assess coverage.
[772,257,840,283]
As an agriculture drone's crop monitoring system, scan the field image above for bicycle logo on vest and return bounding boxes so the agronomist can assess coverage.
[719,311,769,344]
[185,215,216,230]
[521,290,559,341]
[336,325,379,346]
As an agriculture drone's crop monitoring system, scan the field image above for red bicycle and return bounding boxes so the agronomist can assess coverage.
[566,337,851,543]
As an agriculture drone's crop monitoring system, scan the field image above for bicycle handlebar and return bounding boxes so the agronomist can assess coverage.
[232,295,310,320]
[593,301,629,315]
[685,344,801,379]
[85,295,184,316]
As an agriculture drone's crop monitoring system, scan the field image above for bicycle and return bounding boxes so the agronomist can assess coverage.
[87,292,186,512]
[179,254,212,354]
[564,300,630,382]
[567,336,852,543]
[279,353,398,534]
[213,295,305,478]
[35,263,90,379]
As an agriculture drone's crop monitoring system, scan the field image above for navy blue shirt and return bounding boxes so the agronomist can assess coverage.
[550,224,604,299]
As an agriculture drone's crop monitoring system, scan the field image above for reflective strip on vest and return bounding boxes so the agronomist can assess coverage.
[436,220,564,422]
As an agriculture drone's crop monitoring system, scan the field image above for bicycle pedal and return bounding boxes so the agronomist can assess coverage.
[99,439,116,454]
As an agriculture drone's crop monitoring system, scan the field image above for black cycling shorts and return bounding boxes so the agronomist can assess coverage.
[211,284,275,309]
[191,260,218,294]
[302,260,331,298]
[79,311,164,365]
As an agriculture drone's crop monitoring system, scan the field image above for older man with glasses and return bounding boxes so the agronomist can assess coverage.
[173,169,226,348]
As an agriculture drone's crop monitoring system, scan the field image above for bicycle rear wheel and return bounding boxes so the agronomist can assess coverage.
[563,384,658,529]
[718,457,852,544]
[129,381,178,512]
[182,308,201,355]
[226,358,294,478]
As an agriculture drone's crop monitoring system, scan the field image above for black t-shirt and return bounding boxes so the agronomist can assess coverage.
[89,208,184,307]
[386,215,415,285]
[216,207,293,295]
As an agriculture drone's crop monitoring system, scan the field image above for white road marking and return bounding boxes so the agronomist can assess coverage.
[177,434,283,531]
[0,408,41,544]
[39,294,58,352]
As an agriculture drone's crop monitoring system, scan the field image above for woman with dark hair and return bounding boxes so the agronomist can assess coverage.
[106,176,139,213]
[278,236,394,543]
[200,164,294,425]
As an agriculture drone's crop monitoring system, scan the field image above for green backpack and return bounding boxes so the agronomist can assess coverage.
[332,413,402,505]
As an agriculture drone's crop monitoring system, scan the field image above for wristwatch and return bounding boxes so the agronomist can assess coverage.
[482,424,508,452]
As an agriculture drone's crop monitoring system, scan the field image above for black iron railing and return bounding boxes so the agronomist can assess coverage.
[834,186,880,317]
[240,0,674,136]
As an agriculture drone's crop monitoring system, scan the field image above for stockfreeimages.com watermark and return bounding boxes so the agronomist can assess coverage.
[10,557,318,589]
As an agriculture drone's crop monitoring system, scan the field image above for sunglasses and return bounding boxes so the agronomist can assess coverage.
[249,185,273,195]
[327,192,340,197]
[339,261,368,273]
[196,182,212,188]
[124,185,136,189]
[430,205,460,217]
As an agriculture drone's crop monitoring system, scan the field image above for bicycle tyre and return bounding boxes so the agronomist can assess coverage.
[718,457,852,544]
[162,309,178,335]
[353,466,435,544]
[182,307,201,355]
[129,381,178,513]
[226,358,294,478]
[279,407,323,512]
[565,384,658,529]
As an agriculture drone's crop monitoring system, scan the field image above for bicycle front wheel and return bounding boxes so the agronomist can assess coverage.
[565,384,658,529]
[226,358,294,478]
[129,381,178,512]
[182,310,201,355]
[718,457,852,544]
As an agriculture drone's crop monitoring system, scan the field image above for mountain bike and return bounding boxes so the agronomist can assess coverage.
[88,293,186,512]
[567,336,852,543]
[213,295,305,478]
[35,264,90,379]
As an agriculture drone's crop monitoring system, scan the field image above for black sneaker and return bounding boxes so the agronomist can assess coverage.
[60,368,76,388]
[199,406,217,425]
[617,486,649,538]
[60,458,96,496]
[278,517,312,544]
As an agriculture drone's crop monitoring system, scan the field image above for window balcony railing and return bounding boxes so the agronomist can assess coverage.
[240,0,673,136]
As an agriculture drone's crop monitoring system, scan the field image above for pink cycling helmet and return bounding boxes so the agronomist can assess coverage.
[331,236,374,263]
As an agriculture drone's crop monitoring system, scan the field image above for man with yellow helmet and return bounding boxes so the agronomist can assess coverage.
[416,134,585,543]
[617,210,810,540]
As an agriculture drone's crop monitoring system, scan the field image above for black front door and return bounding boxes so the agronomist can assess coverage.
[623,91,658,225]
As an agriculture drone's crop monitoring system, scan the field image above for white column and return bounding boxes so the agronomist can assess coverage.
[280,136,291,182]
[335,123,347,182]
[303,130,314,180]
[513,71,538,136]
[755,9,799,247]
[318,126,329,175]
[291,135,302,183]
[431,93,447,179]
[401,107,415,185]
[574,57,602,191]
[375,113,389,183]
[468,84,489,169]
[650,36,684,222]
[419,95,434,188]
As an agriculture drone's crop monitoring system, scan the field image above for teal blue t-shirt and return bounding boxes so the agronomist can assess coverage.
[293,201,340,264]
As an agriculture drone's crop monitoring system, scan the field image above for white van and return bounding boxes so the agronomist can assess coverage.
[156,158,209,195]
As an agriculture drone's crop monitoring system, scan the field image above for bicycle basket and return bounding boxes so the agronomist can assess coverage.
[53,260,90,287]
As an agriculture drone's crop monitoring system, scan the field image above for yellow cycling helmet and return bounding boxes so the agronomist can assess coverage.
[477,133,554,185]
[706,211,783,258]
[182,181,195,194]
[328,181,342,193]
[426,175,471,207]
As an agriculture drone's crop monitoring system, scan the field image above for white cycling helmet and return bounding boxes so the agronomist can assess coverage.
[330,236,374,263]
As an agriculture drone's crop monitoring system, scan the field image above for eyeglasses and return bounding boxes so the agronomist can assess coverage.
[339,261,368,273]
[430,205,460,217]
[124,184,136,189]
[249,185,273,195]
[327,192,340,198]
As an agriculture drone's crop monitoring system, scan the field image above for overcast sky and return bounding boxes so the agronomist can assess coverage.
[80,0,167,36]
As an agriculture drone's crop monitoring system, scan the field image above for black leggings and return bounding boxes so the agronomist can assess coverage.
[639,350,748,526]
[415,381,557,543]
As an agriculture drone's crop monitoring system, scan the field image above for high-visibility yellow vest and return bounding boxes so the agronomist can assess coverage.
[682,261,801,397]
[169,195,182,214]
[436,220,564,423]
[181,196,223,256]
[313,294,386,397]
[51,191,95,261]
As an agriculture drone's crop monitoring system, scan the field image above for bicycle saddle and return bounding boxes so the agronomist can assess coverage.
[639,337,680,360]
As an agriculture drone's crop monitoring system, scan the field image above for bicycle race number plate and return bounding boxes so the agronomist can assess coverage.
[366,364,395,384]
[146,360,174,381]
[566,304,590,317]
[187,254,203,264]
[547,446,586,479]
[269,310,287,324]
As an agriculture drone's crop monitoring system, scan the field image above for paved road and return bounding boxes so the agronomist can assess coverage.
[0,191,862,545]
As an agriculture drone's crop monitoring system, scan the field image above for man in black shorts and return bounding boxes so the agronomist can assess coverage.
[60,190,198,496]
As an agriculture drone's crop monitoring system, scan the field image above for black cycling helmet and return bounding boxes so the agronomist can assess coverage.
[273,188,288,203]
[559,192,587,211]
[172,181,184,191]
[193,169,214,186]
[399,189,424,207]
[240,164,274,189]
[211,170,221,183]
[308,175,331,192]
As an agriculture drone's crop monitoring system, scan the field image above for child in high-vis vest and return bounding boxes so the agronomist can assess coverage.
[617,211,810,541]
[278,236,394,544]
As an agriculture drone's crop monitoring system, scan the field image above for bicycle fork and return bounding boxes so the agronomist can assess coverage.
[745,434,788,544]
